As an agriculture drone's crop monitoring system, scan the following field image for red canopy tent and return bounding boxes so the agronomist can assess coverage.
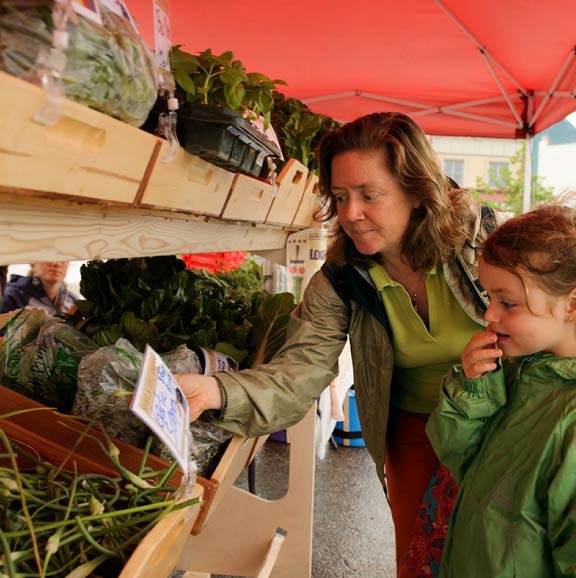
[129,0,576,139]
[127,0,576,207]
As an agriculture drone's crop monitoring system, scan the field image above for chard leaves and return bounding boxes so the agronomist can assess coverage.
[69,256,296,368]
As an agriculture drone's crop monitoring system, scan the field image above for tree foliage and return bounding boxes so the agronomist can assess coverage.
[469,142,555,215]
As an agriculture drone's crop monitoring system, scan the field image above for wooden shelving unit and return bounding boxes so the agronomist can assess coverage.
[0,71,320,265]
[0,70,318,577]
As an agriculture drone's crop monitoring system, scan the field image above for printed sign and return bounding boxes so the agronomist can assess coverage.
[130,345,190,476]
[153,0,172,71]
[286,227,328,302]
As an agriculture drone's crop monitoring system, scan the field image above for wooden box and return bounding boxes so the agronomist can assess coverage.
[292,173,321,228]
[265,159,309,226]
[0,386,204,578]
[0,385,174,479]
[118,490,203,578]
[0,72,160,205]
[140,142,235,216]
[220,173,276,223]
[0,384,258,537]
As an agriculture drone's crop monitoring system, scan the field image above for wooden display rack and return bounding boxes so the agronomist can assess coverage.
[119,488,204,578]
[0,71,321,267]
[0,386,204,577]
[0,388,316,578]
[178,406,316,578]
[0,70,320,577]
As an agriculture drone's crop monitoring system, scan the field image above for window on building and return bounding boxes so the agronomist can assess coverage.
[488,161,509,188]
[443,159,464,185]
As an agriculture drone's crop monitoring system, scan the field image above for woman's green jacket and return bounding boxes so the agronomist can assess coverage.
[211,206,495,486]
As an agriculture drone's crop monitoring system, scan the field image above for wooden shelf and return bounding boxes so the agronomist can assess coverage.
[0,196,291,265]
[0,71,320,264]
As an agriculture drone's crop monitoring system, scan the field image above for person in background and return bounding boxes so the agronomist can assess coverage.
[0,261,77,315]
[176,112,501,578]
[0,266,7,299]
[427,201,576,578]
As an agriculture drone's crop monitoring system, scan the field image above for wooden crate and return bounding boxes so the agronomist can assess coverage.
[0,386,205,578]
[0,386,173,478]
[292,173,321,228]
[140,142,235,216]
[0,385,257,537]
[265,159,309,226]
[0,72,161,205]
[118,486,204,578]
[220,173,276,223]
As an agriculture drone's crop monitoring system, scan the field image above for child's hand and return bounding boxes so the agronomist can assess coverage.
[462,329,503,379]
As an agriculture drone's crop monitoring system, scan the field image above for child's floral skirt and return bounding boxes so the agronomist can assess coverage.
[405,464,458,578]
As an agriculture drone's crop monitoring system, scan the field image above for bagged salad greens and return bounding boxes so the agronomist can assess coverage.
[73,337,233,478]
[0,0,158,126]
[0,307,98,412]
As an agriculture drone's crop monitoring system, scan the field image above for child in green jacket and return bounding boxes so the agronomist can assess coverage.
[427,200,576,578]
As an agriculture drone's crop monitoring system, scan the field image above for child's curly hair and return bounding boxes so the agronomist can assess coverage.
[481,195,576,297]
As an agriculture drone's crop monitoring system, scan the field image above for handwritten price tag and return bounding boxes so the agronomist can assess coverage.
[130,345,190,476]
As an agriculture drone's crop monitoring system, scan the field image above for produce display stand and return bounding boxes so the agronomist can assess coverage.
[118,492,203,578]
[0,385,204,578]
[0,70,320,577]
[178,406,316,578]
[0,71,320,264]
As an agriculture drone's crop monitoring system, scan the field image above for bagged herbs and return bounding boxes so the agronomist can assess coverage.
[0,0,158,126]
[73,338,203,447]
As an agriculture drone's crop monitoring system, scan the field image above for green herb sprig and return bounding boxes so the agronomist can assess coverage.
[0,422,197,578]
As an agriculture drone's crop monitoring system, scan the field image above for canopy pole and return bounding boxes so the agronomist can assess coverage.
[522,135,533,213]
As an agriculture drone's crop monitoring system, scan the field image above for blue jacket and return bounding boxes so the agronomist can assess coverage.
[0,274,77,315]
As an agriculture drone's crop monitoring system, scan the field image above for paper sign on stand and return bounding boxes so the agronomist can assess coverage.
[130,345,191,477]
[286,225,355,457]
[286,226,328,303]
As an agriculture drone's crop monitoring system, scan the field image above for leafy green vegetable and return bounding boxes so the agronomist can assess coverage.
[69,256,296,368]
[171,46,287,130]
[0,1,158,126]
[271,92,343,174]
[0,310,98,412]
[246,293,297,367]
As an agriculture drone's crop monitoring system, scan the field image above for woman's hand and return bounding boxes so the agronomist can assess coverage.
[461,330,502,379]
[175,374,223,421]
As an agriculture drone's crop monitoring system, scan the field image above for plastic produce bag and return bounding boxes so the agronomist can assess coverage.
[73,338,149,446]
[152,415,234,479]
[0,0,159,126]
[0,307,98,411]
[73,339,234,477]
[73,339,202,447]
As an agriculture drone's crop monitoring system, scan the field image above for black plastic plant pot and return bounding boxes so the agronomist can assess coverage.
[177,103,282,178]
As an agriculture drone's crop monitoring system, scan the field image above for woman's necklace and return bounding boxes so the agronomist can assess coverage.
[408,271,426,313]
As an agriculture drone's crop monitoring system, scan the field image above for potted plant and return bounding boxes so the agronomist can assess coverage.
[172,47,286,130]
[165,47,286,177]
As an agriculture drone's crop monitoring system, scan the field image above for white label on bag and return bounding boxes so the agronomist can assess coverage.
[196,347,239,374]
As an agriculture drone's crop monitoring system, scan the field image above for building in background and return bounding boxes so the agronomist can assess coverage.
[432,135,521,189]
[431,112,576,196]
